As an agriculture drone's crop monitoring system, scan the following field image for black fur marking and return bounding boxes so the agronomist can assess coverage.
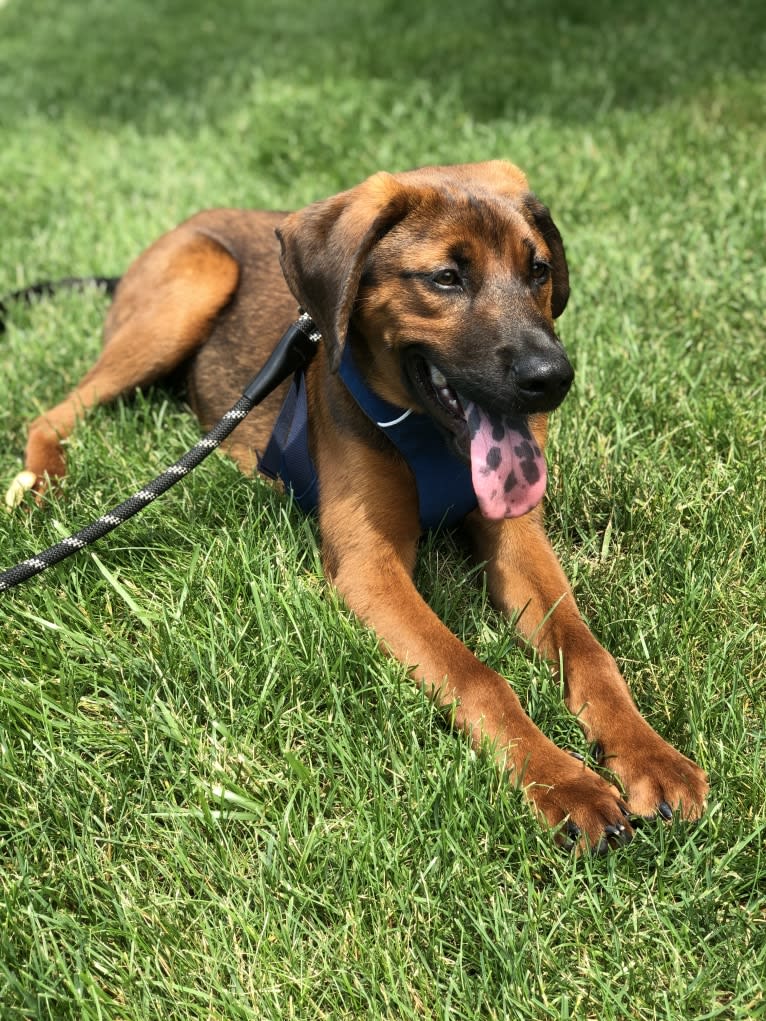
[521,194,570,319]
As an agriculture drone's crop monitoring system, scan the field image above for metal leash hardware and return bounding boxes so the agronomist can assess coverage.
[0,312,321,593]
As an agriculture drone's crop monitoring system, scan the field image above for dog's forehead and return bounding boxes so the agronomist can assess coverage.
[393,159,529,197]
[383,195,537,269]
[380,161,542,263]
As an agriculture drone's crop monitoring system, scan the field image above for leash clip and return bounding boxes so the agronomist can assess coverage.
[241,312,321,403]
[295,311,322,345]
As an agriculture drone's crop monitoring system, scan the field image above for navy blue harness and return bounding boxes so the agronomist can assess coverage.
[258,345,477,531]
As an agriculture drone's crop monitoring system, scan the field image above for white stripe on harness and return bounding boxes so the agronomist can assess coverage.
[376,409,413,428]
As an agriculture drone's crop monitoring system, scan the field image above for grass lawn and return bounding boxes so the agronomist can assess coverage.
[1,0,765,1017]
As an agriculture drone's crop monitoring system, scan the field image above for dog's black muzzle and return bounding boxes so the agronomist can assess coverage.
[426,326,574,420]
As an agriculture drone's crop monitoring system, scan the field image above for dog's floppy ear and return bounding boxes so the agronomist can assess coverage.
[523,195,570,319]
[276,172,410,371]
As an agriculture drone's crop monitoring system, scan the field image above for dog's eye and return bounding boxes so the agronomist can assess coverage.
[531,260,551,285]
[431,268,462,289]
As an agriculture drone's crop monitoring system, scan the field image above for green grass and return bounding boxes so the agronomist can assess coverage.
[1,1,765,1018]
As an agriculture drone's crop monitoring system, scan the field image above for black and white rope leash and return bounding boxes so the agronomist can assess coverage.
[0,312,321,593]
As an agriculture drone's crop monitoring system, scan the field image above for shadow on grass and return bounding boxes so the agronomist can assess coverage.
[1,0,762,130]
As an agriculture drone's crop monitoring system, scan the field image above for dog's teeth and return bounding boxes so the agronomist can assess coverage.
[429,364,448,388]
[440,388,459,413]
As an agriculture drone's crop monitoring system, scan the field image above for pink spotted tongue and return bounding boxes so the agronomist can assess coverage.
[462,399,547,519]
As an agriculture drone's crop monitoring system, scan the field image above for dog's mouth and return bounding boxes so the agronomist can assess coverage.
[404,354,547,520]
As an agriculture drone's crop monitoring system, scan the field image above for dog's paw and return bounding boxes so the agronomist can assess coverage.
[5,470,40,511]
[594,728,708,823]
[527,756,634,854]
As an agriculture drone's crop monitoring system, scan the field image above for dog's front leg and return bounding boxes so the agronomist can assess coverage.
[467,511,709,823]
[317,449,634,850]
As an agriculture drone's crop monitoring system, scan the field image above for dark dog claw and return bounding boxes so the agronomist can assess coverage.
[604,823,633,847]
[618,802,644,829]
[658,801,673,821]
[560,820,581,853]
[562,818,635,854]
[568,750,585,762]
[592,743,604,763]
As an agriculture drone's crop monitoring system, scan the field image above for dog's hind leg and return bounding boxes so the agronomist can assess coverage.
[8,230,240,505]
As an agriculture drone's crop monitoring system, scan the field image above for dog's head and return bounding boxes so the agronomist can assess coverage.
[276,161,573,519]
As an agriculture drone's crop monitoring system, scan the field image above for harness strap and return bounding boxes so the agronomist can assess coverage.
[259,344,477,530]
[258,368,318,511]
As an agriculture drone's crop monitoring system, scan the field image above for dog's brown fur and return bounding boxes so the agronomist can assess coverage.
[17,161,708,850]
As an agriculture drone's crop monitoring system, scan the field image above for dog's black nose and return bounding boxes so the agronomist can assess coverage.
[513,350,574,411]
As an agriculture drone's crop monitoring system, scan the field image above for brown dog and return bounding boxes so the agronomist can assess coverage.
[10,161,708,850]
